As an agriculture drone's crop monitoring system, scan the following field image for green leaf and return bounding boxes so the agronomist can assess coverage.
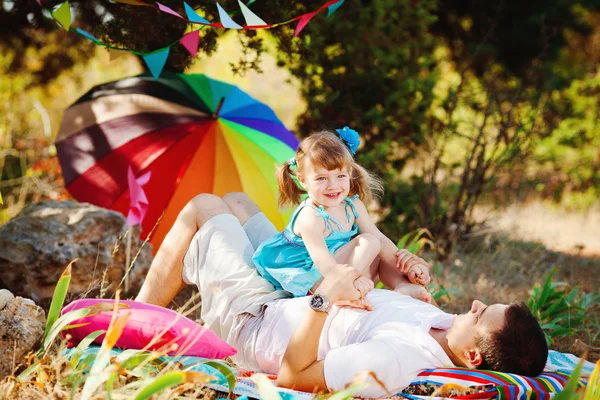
[553,355,584,399]
[202,360,237,394]
[583,361,600,400]
[133,371,213,400]
[16,362,39,382]
[70,330,105,369]
[105,371,118,400]
[43,261,74,345]
[39,307,91,356]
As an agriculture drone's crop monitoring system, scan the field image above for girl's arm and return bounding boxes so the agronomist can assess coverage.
[352,199,420,289]
[295,207,341,277]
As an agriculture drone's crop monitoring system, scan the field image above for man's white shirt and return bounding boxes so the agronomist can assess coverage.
[254,289,456,398]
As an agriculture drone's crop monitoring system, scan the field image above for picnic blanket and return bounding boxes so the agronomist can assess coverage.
[65,347,590,399]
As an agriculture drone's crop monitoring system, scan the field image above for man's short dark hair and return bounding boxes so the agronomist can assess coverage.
[476,302,548,376]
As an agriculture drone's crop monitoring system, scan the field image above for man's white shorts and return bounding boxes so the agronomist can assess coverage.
[182,212,290,368]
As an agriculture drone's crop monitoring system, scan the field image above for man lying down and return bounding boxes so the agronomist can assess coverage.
[136,193,548,398]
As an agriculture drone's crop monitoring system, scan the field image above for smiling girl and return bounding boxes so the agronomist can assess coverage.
[252,128,431,305]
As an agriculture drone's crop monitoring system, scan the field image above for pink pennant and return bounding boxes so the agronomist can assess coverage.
[36,0,42,4]
[180,30,200,56]
[294,10,319,37]
[126,165,151,227]
[156,2,184,19]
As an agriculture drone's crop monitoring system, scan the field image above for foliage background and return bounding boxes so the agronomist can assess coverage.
[0,0,599,361]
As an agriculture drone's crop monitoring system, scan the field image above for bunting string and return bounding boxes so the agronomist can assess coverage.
[36,0,345,78]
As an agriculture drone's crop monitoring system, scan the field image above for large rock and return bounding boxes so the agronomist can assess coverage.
[0,201,153,302]
[0,289,46,377]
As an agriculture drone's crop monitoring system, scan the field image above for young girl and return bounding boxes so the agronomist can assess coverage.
[252,128,431,304]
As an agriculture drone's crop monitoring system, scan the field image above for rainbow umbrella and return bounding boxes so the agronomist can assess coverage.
[56,72,298,252]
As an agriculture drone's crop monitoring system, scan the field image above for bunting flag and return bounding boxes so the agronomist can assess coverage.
[216,3,242,29]
[142,48,170,80]
[180,30,200,56]
[52,1,71,31]
[184,1,211,24]
[108,48,128,62]
[294,10,319,37]
[37,0,345,78]
[75,28,100,44]
[156,2,184,19]
[327,0,345,17]
[126,166,151,227]
[238,0,266,26]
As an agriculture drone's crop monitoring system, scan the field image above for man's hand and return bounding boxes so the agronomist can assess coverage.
[319,264,373,310]
[395,249,432,286]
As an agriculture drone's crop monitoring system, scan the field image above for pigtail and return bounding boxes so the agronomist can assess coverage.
[276,161,305,209]
[350,162,384,205]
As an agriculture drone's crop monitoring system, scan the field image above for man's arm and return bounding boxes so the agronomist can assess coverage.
[277,265,363,392]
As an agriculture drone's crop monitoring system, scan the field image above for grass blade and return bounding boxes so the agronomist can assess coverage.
[39,308,91,356]
[81,294,131,400]
[251,374,282,400]
[553,353,585,400]
[133,371,213,400]
[43,260,75,341]
[584,361,600,400]
[201,360,237,394]
[70,330,106,369]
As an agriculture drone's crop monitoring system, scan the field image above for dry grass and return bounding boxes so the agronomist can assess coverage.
[434,200,600,361]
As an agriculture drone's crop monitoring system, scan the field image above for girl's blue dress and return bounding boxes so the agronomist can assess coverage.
[252,195,359,297]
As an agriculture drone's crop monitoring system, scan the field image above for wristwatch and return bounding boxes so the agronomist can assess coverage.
[309,293,331,313]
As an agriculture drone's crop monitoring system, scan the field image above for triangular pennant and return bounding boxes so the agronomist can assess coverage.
[184,2,210,24]
[180,30,200,56]
[52,1,71,31]
[126,165,151,226]
[36,0,42,5]
[216,3,242,29]
[237,0,266,26]
[156,2,184,19]
[75,28,100,44]
[142,47,170,80]
[294,10,319,37]
[108,48,127,62]
[327,0,345,17]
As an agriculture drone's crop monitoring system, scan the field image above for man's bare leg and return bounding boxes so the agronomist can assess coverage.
[222,192,261,225]
[136,194,232,306]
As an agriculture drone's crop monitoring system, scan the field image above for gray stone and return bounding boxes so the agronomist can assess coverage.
[0,290,14,311]
[0,200,153,302]
[0,294,46,377]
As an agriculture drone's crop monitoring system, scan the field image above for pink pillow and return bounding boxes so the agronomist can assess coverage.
[61,299,236,359]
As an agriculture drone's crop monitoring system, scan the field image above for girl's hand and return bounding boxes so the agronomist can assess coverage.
[395,249,432,285]
[353,275,374,298]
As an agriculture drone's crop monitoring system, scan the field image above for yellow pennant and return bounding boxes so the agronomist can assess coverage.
[108,48,128,62]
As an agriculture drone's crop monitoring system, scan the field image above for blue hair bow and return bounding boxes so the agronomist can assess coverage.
[336,126,360,155]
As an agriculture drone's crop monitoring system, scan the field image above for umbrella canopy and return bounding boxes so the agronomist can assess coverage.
[56,72,299,252]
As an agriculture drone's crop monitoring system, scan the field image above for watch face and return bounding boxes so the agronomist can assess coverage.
[310,295,325,309]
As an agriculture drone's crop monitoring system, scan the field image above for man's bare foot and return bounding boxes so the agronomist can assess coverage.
[394,282,432,303]
[407,264,431,286]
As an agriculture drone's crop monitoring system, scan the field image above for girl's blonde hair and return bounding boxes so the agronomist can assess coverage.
[277,131,384,208]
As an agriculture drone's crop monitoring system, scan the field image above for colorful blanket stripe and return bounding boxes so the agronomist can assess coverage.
[413,367,587,400]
